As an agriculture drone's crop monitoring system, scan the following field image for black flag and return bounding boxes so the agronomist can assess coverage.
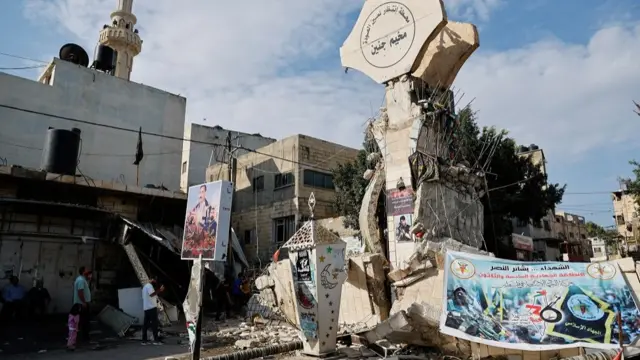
[133,127,143,165]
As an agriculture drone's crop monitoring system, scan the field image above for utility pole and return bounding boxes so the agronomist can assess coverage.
[225,132,238,271]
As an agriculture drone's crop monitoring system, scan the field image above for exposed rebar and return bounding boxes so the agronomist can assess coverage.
[202,340,303,360]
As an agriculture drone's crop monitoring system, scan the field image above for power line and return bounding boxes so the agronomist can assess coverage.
[0,51,49,64]
[0,65,46,70]
[0,103,336,172]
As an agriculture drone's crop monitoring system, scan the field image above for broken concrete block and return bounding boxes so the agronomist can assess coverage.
[364,311,415,344]
[255,275,275,291]
[363,169,374,180]
[407,302,441,328]
[615,257,636,273]
[235,339,260,349]
[338,347,362,358]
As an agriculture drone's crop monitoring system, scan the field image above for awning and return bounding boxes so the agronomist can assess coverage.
[120,216,182,255]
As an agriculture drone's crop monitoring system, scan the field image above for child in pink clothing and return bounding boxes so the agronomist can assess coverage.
[67,304,82,351]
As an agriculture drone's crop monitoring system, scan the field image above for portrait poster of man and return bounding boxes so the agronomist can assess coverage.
[182,181,233,260]
[394,214,412,242]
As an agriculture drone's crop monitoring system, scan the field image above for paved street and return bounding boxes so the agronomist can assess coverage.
[2,338,189,360]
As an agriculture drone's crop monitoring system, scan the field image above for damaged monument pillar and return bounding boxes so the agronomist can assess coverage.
[281,194,348,356]
[341,0,484,269]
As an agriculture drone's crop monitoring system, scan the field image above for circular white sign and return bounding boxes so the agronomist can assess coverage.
[450,259,475,279]
[566,294,604,321]
[586,262,616,280]
[360,2,416,69]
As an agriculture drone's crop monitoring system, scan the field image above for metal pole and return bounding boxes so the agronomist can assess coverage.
[192,255,205,360]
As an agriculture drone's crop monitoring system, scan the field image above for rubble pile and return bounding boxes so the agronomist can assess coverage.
[201,318,300,350]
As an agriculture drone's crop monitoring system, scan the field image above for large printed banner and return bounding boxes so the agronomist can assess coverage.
[182,181,233,261]
[440,251,640,351]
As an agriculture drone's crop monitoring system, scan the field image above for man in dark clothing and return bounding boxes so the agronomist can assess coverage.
[27,279,51,320]
[214,278,233,320]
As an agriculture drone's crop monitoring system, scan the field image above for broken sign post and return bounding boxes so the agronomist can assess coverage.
[183,255,204,360]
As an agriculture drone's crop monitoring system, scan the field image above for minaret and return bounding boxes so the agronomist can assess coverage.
[98,0,142,80]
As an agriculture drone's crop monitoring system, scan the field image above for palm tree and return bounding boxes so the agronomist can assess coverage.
[634,101,640,116]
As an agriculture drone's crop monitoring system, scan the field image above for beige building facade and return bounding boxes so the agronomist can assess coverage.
[551,211,591,261]
[205,134,359,263]
[612,190,638,247]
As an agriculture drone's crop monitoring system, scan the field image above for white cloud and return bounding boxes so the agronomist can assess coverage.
[22,0,640,161]
[457,23,640,156]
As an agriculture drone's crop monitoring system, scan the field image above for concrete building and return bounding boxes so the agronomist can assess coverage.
[512,144,561,260]
[180,124,275,192]
[206,135,359,263]
[0,0,186,191]
[0,164,189,317]
[589,236,608,261]
[552,211,591,261]
[612,189,638,248]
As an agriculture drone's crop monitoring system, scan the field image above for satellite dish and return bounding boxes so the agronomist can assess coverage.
[59,43,90,67]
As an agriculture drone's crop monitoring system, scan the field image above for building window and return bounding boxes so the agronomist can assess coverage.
[516,218,528,227]
[555,216,562,223]
[543,220,551,231]
[303,170,334,190]
[182,161,187,174]
[275,172,294,189]
[252,176,264,192]
[569,232,574,238]
[580,234,586,239]
[273,216,296,243]
[616,215,625,225]
[244,229,256,245]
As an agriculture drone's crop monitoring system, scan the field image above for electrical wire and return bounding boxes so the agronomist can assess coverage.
[0,65,46,70]
[0,51,49,64]
[0,103,338,172]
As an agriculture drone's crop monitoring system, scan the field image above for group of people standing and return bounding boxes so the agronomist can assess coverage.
[66,268,165,350]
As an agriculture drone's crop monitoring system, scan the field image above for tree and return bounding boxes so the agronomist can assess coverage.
[585,221,623,255]
[455,107,565,255]
[331,106,565,256]
[332,149,370,230]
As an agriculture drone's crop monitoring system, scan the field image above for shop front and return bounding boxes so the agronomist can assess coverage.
[512,234,534,261]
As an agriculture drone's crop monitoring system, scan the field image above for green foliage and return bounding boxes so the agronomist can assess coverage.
[332,150,370,230]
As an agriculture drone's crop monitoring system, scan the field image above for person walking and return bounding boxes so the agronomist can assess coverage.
[141,276,164,345]
[73,267,92,343]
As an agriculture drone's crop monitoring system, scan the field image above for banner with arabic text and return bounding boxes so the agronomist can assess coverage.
[440,251,640,350]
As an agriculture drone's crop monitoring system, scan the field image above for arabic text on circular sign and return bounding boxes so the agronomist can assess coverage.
[586,262,616,280]
[360,2,416,69]
[567,294,604,321]
[450,259,475,279]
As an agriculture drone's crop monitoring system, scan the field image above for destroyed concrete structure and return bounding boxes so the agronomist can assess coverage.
[245,1,639,360]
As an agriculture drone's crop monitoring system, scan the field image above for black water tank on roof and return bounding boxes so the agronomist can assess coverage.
[59,43,90,67]
[95,45,115,72]
[40,128,81,176]
[518,145,529,153]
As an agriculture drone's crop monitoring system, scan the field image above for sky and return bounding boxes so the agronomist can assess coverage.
[1,0,640,228]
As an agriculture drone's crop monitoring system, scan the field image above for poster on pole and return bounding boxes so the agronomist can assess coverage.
[440,251,640,351]
[183,257,203,354]
[182,180,233,261]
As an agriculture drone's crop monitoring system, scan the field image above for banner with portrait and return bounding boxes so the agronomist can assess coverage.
[440,251,640,350]
[182,181,233,261]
